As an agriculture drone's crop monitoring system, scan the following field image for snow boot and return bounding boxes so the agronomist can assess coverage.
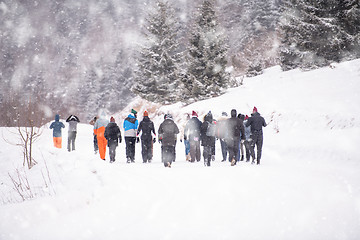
[240,155,244,161]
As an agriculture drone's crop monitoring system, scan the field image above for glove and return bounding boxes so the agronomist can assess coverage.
[153,138,156,143]
[241,139,245,144]
[184,135,187,141]
[180,139,183,143]
[136,137,139,143]
[119,137,122,143]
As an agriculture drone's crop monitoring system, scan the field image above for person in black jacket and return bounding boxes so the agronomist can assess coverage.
[245,107,267,165]
[226,109,245,166]
[184,111,202,162]
[158,114,179,168]
[137,111,156,163]
[104,117,122,163]
[200,111,216,166]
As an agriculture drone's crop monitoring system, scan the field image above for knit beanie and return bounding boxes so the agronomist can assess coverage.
[143,111,148,117]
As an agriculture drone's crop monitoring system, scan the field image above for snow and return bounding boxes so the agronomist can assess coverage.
[1,59,360,239]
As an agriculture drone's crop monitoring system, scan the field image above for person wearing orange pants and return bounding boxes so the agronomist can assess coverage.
[50,114,65,148]
[94,114,109,160]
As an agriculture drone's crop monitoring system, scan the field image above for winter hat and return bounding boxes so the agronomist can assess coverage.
[110,117,115,122]
[245,115,249,120]
[192,111,198,117]
[165,114,173,120]
[253,106,258,113]
[131,108,137,115]
[143,111,148,117]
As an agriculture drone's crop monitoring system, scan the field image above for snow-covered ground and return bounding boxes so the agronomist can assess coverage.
[1,59,360,240]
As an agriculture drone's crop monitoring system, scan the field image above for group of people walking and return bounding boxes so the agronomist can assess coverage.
[50,107,267,168]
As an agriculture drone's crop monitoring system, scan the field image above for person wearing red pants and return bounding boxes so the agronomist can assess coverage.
[94,113,109,160]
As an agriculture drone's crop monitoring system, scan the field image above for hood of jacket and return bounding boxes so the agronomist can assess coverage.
[231,109,237,118]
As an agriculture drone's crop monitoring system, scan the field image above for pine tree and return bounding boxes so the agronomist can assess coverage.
[280,0,360,70]
[185,0,230,101]
[132,0,183,104]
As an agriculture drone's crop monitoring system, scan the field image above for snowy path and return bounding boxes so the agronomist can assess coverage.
[1,122,359,240]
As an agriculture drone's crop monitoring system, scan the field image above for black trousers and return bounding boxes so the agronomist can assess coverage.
[67,131,77,151]
[141,138,153,163]
[250,132,264,164]
[109,143,117,162]
[189,140,201,162]
[203,145,212,166]
[125,137,136,161]
[227,137,240,163]
[162,145,175,166]
[93,135,98,152]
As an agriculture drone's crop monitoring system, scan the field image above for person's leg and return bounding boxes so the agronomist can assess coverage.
[189,140,196,162]
[195,141,201,162]
[256,134,264,165]
[129,137,136,162]
[141,139,147,163]
[67,133,71,151]
[72,131,77,151]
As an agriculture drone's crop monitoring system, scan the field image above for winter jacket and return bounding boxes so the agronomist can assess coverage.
[245,112,267,135]
[94,118,110,135]
[104,122,122,147]
[243,120,251,140]
[184,117,202,142]
[66,115,80,132]
[137,116,156,140]
[226,110,245,141]
[216,116,229,139]
[50,114,65,137]
[158,119,179,147]
[123,114,139,137]
[200,113,216,147]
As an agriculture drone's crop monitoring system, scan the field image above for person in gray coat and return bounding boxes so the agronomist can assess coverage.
[66,115,80,151]
[158,114,179,168]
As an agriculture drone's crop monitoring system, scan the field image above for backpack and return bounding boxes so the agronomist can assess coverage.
[206,122,216,137]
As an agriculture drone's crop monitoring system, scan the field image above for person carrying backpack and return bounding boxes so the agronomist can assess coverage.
[200,111,216,166]
[49,114,65,148]
[66,115,80,152]
[104,117,122,163]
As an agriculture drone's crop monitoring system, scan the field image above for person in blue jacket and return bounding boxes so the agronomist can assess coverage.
[49,114,65,148]
[123,109,139,163]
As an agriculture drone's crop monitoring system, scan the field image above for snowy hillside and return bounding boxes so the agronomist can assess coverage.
[1,59,360,240]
